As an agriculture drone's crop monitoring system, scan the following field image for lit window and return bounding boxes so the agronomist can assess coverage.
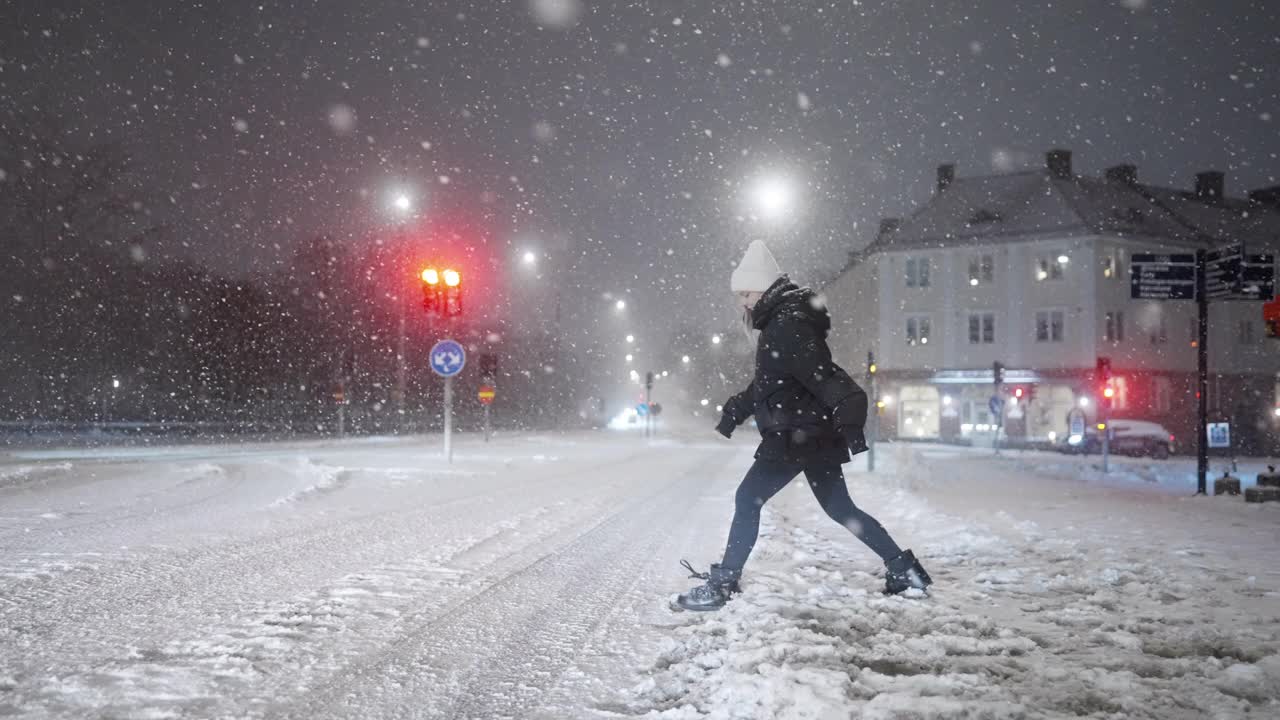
[968,254,994,286]
[906,316,932,346]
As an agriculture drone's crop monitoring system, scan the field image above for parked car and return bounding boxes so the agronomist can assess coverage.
[1063,419,1175,459]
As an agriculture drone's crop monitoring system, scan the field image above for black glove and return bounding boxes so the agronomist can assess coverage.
[716,414,737,439]
[841,425,868,455]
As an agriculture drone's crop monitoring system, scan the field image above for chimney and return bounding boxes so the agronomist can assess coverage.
[878,217,901,236]
[1195,171,1225,202]
[936,164,955,193]
[1248,185,1280,209]
[1105,164,1138,186]
[1046,149,1073,180]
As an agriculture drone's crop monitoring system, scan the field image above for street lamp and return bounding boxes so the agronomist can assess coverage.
[681,355,690,364]
[522,250,538,265]
[615,299,627,311]
[711,334,722,345]
[747,173,796,222]
[625,334,635,344]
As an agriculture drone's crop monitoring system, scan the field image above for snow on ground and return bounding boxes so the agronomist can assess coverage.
[1,433,1278,718]
[620,444,1280,719]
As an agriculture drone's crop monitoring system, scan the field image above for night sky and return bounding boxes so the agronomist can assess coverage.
[4,0,1277,340]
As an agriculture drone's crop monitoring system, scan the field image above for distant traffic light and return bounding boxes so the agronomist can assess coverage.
[479,352,499,379]
[1013,387,1024,400]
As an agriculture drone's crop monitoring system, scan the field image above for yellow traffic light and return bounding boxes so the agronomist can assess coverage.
[869,363,877,374]
[422,268,440,285]
[1097,423,1107,431]
[443,268,461,287]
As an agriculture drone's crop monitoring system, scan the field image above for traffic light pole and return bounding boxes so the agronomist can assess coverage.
[443,316,454,464]
[397,302,407,432]
[1102,400,1110,474]
[866,350,876,474]
[443,374,453,463]
[1196,248,1209,495]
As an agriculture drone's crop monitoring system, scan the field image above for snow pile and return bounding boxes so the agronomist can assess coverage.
[625,448,1280,719]
[268,457,348,507]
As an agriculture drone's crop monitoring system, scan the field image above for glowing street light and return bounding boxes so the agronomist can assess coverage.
[625,334,635,343]
[522,250,538,265]
[711,334,722,344]
[681,355,691,364]
[615,299,627,311]
[625,354,634,363]
[749,173,795,221]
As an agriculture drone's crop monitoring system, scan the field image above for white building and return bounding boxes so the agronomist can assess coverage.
[822,150,1280,452]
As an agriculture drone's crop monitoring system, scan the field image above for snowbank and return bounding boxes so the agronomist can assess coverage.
[624,446,1280,719]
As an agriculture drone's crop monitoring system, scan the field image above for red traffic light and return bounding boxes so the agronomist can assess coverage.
[443,268,461,287]
[421,268,440,285]
[1103,386,1116,399]
[1013,387,1024,399]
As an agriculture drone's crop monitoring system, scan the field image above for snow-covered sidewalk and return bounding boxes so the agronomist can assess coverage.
[622,445,1280,719]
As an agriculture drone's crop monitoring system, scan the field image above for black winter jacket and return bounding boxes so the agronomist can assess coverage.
[716,276,869,465]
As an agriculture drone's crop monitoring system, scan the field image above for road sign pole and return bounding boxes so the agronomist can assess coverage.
[1196,248,1209,495]
[483,404,491,443]
[645,384,652,440]
[1102,404,1110,474]
[444,375,453,463]
[866,350,876,474]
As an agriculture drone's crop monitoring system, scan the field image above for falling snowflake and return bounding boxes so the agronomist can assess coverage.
[530,0,581,29]
[328,104,357,135]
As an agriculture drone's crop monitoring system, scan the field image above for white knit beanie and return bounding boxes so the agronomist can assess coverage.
[730,239,781,293]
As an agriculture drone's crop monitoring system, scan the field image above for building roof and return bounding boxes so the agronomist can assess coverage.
[867,167,1280,254]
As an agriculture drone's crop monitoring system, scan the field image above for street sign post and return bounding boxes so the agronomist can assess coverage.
[1129,247,1277,495]
[430,339,466,463]
[989,394,1005,455]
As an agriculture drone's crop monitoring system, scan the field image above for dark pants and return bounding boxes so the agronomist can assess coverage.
[721,458,902,572]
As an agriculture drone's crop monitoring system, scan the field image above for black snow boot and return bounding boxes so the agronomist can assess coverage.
[884,549,932,595]
[675,560,741,611]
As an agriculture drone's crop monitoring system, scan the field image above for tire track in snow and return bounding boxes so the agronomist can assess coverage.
[281,447,737,720]
[0,444,671,718]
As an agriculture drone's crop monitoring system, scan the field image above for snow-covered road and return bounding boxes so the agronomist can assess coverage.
[2,434,1278,718]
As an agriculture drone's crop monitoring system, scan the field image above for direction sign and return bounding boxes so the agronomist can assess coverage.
[1238,254,1276,301]
[1130,253,1196,300]
[478,385,495,405]
[636,403,649,417]
[1205,245,1243,300]
[429,339,467,377]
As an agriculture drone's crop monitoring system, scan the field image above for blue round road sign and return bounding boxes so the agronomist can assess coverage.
[989,395,1005,416]
[429,339,467,377]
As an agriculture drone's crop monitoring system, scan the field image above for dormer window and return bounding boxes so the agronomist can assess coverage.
[968,209,1003,225]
